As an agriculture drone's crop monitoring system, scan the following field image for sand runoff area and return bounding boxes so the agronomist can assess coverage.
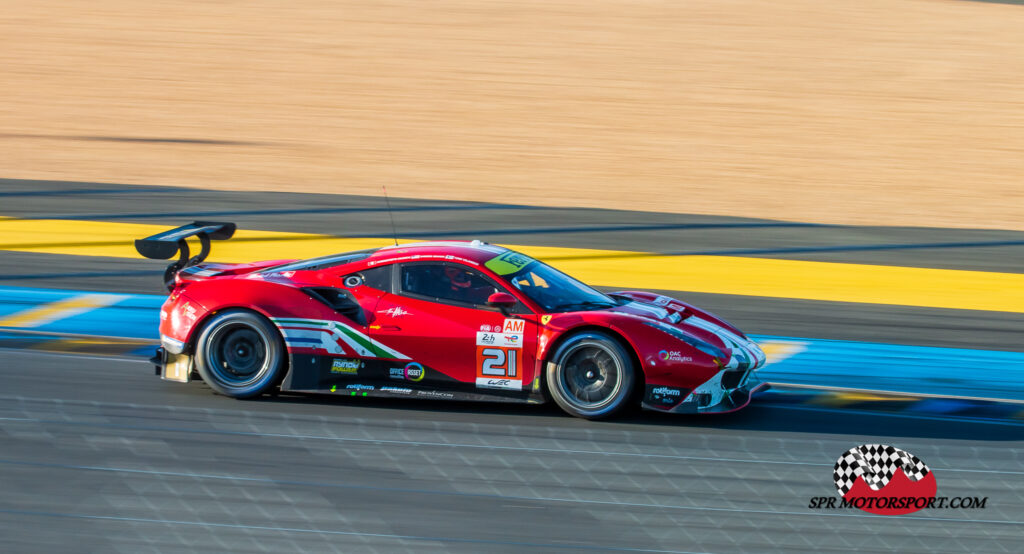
[2,0,1024,230]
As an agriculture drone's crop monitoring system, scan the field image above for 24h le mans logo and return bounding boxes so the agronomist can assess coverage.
[832,444,937,515]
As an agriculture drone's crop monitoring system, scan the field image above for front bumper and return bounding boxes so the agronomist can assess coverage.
[642,369,769,414]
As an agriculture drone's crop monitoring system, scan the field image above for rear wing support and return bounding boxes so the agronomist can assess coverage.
[135,221,237,290]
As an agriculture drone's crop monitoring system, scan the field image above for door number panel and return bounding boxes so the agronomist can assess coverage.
[476,331,523,390]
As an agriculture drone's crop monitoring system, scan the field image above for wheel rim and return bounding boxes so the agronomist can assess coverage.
[556,342,623,411]
[207,323,270,388]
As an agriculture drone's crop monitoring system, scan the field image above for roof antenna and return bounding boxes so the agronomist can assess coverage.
[382,186,399,246]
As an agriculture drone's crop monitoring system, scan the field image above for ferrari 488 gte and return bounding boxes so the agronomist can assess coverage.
[139,222,766,419]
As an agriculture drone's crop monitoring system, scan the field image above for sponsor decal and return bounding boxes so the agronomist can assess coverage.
[380,386,412,395]
[808,444,987,514]
[643,321,726,362]
[478,332,497,345]
[375,253,481,266]
[180,302,198,322]
[502,318,525,334]
[330,358,363,375]
[667,303,687,312]
[476,332,521,348]
[476,326,524,390]
[476,345,522,390]
[345,384,374,391]
[480,324,492,332]
[540,315,552,325]
[648,385,685,406]
[484,251,534,275]
[389,363,426,382]
[330,384,337,392]
[658,350,693,363]
[381,307,411,318]
[653,296,672,306]
[416,390,455,399]
[404,362,425,382]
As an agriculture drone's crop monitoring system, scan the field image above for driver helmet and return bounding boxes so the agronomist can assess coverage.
[444,265,472,289]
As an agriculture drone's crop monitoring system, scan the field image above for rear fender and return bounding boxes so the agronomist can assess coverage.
[166,279,352,352]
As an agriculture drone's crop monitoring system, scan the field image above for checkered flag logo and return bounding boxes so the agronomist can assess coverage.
[833,444,930,496]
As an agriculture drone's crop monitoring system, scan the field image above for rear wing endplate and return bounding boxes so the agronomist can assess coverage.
[135,221,237,290]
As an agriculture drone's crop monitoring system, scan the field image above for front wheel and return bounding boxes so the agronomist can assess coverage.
[545,331,635,419]
[194,310,285,398]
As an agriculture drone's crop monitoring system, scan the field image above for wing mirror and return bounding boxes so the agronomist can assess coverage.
[486,292,517,316]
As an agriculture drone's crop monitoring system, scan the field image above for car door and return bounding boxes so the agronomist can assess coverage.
[370,261,540,394]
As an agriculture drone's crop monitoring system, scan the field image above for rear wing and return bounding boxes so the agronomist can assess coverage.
[135,221,237,290]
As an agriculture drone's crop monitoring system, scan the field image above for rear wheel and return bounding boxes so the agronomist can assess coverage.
[546,331,635,419]
[194,310,285,398]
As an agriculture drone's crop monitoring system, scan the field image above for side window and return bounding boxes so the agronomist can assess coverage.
[358,265,392,291]
[401,263,500,306]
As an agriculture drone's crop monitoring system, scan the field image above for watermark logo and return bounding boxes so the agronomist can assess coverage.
[834,444,936,515]
[809,444,987,514]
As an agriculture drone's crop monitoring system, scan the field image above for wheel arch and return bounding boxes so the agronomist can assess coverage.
[192,308,289,397]
[184,303,282,353]
[541,324,645,400]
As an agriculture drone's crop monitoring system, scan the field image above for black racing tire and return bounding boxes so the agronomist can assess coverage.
[545,331,636,419]
[194,310,285,399]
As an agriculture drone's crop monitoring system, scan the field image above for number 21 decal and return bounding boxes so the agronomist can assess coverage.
[476,346,522,390]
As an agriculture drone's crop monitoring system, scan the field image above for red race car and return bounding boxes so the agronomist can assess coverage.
[138,222,767,419]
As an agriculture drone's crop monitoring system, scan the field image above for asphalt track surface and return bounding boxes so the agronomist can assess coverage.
[2,349,1022,553]
[2,179,1023,552]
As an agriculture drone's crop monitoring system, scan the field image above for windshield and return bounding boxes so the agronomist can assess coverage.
[500,258,616,312]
